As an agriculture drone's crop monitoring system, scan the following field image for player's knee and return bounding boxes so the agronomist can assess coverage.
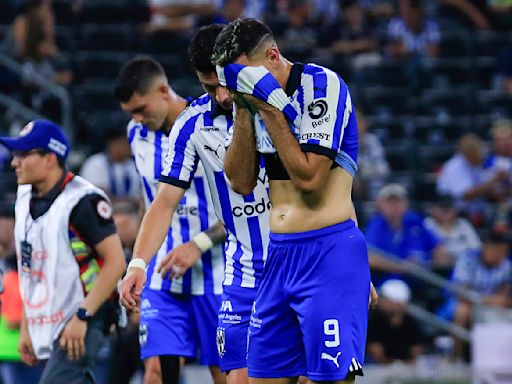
[143,369,162,384]
[227,368,249,384]
[209,365,226,384]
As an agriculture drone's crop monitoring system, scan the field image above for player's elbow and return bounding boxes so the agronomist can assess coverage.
[292,176,324,194]
[230,178,257,196]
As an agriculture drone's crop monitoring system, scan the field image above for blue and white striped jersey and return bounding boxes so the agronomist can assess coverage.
[222,63,358,177]
[160,95,270,289]
[127,120,224,295]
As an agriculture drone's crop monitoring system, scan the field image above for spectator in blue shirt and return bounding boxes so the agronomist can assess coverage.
[365,183,445,285]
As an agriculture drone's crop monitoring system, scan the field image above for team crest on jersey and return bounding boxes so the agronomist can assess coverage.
[308,100,328,119]
[96,199,112,220]
[216,327,226,358]
[139,323,148,346]
[19,122,34,137]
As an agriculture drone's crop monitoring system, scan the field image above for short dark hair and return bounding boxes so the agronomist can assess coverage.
[115,56,166,103]
[212,18,274,67]
[188,24,225,74]
[483,230,510,245]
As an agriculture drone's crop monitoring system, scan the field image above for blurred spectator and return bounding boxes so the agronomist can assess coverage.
[439,0,512,31]
[0,208,42,384]
[8,0,72,122]
[353,109,390,200]
[212,0,245,24]
[451,231,512,358]
[107,201,143,384]
[496,44,512,94]
[425,194,481,267]
[360,0,396,23]
[272,0,320,62]
[386,0,440,60]
[438,0,492,31]
[145,0,219,33]
[80,129,141,201]
[367,279,424,364]
[483,119,512,201]
[3,0,56,59]
[112,200,141,259]
[365,183,445,285]
[437,134,505,219]
[330,0,381,71]
[310,0,342,26]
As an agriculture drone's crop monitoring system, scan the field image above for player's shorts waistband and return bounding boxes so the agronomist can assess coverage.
[269,219,356,243]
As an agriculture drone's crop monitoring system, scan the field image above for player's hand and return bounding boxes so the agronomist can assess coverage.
[120,267,146,313]
[59,315,87,361]
[369,282,379,309]
[18,324,37,366]
[157,242,202,280]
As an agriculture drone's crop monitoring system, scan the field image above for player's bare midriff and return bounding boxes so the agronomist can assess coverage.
[269,167,354,233]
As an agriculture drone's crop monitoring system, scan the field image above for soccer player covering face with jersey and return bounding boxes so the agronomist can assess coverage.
[213,18,371,384]
[119,26,272,384]
[116,57,227,384]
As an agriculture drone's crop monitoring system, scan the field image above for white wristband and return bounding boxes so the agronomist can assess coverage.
[127,258,147,271]
[192,232,214,253]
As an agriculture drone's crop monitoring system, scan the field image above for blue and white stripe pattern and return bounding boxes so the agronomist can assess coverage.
[127,120,224,295]
[160,95,271,289]
[217,62,359,176]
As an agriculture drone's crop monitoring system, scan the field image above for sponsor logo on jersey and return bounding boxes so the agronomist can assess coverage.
[301,132,331,141]
[200,126,220,132]
[232,198,271,217]
[176,204,199,216]
[308,100,328,119]
[204,144,222,159]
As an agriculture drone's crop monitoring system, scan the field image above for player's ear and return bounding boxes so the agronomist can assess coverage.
[158,84,170,99]
[266,47,280,68]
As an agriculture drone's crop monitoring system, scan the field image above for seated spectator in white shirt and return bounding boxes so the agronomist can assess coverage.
[483,119,512,201]
[425,194,481,267]
[80,129,141,201]
[437,133,506,219]
[451,230,511,358]
[386,0,440,59]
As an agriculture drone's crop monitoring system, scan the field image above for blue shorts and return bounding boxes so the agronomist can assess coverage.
[247,220,371,381]
[139,288,221,366]
[217,285,257,372]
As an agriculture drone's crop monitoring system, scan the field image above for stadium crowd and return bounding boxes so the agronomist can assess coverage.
[0,0,511,383]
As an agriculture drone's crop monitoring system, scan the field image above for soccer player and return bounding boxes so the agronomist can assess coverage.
[115,57,227,384]
[213,18,371,383]
[119,25,271,384]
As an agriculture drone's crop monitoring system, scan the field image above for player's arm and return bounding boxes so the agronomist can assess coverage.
[224,100,260,195]
[61,195,126,360]
[120,183,185,312]
[244,95,332,194]
[157,221,226,279]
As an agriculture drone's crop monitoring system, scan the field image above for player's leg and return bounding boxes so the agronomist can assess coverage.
[227,368,249,384]
[190,293,226,384]
[290,221,370,383]
[139,288,195,384]
[217,286,258,384]
[143,355,180,384]
[247,240,307,383]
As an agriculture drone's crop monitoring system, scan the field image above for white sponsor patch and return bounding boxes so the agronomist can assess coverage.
[96,200,112,220]
[48,138,67,156]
